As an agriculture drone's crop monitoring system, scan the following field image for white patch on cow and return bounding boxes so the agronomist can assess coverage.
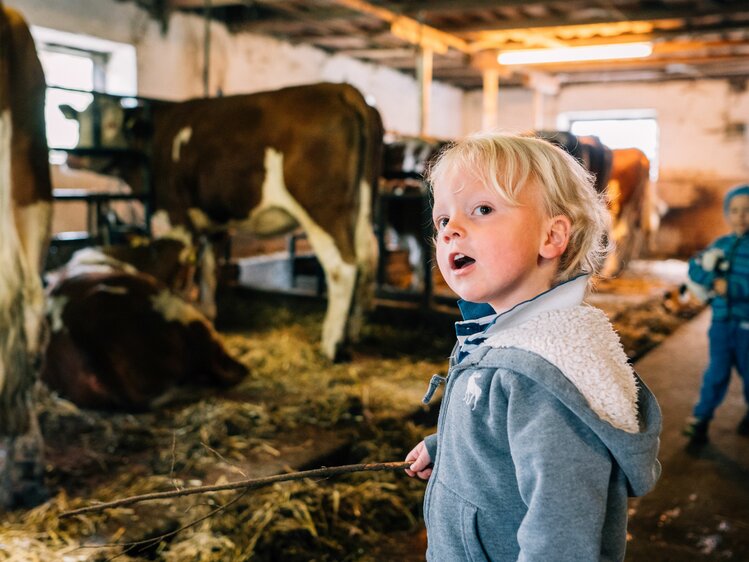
[151,210,173,239]
[94,284,128,295]
[150,289,210,328]
[350,178,378,335]
[188,208,213,232]
[197,241,217,320]
[150,211,195,264]
[0,108,21,394]
[0,109,48,393]
[249,147,357,359]
[15,201,52,357]
[45,247,138,288]
[172,126,192,162]
[46,296,69,333]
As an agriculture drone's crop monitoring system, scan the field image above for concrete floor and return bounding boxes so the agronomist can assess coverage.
[627,309,749,560]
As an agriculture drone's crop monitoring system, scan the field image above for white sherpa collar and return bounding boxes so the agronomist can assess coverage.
[484,305,640,433]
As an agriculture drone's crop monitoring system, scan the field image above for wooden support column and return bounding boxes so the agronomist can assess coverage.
[203,0,212,97]
[482,68,499,132]
[524,71,560,131]
[416,46,433,137]
[533,89,545,130]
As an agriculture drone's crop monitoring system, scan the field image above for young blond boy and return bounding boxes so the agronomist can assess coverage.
[405,133,662,561]
[683,184,749,444]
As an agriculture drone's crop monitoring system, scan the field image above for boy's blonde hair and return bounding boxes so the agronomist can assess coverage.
[427,132,612,284]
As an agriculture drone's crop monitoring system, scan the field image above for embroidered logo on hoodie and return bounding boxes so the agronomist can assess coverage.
[464,373,482,410]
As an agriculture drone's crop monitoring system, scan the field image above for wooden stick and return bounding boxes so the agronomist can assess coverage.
[59,461,411,519]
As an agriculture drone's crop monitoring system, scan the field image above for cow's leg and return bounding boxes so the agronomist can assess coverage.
[350,178,378,341]
[253,148,357,360]
[15,201,52,359]
[196,236,218,320]
[0,112,47,509]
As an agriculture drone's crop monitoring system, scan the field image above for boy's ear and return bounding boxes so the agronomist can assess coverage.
[539,215,571,259]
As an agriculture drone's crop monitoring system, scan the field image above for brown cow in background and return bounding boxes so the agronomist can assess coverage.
[0,3,53,508]
[604,147,658,274]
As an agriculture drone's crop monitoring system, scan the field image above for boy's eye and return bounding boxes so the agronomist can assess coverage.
[474,205,493,216]
[435,217,449,230]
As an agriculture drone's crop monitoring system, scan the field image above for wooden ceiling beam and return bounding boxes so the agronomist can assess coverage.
[169,0,246,8]
[328,0,471,53]
[446,6,749,34]
[392,0,560,13]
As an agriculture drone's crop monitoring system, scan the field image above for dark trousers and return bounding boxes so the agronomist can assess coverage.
[694,319,749,420]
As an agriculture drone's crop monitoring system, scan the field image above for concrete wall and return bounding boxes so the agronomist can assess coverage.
[10,0,464,138]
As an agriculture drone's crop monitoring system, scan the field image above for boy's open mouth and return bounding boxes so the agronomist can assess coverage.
[451,253,476,270]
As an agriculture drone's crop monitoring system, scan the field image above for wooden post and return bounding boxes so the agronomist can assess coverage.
[482,68,499,132]
[417,45,433,137]
[203,0,211,97]
[533,89,545,130]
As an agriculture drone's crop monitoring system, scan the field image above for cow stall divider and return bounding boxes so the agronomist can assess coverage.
[283,134,458,315]
[45,87,157,270]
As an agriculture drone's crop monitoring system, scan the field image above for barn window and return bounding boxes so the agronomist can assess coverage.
[558,111,660,181]
[31,26,136,161]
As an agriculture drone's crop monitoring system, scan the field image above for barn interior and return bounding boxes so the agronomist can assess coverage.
[2,0,749,560]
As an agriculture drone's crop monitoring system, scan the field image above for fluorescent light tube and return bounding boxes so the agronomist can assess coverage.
[498,42,653,65]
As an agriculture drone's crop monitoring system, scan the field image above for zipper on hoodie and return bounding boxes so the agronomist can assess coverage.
[422,364,473,528]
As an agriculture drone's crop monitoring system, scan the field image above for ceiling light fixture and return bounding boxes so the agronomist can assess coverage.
[497,42,653,65]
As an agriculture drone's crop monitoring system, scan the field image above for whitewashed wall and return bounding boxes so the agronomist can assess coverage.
[463,80,749,255]
[555,81,749,254]
[10,0,464,138]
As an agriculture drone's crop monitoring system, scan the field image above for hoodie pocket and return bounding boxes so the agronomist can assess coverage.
[460,502,491,562]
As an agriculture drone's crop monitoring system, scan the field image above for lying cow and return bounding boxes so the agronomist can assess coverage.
[62,83,383,360]
[0,3,53,508]
[42,249,247,411]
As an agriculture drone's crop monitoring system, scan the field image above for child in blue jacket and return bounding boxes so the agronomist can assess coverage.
[404,133,661,561]
[683,183,749,444]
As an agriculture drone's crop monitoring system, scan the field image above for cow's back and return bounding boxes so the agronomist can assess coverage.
[150,83,378,259]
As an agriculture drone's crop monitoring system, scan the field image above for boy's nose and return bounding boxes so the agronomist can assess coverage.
[441,218,464,241]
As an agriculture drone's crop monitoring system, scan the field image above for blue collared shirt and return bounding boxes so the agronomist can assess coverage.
[454,275,590,363]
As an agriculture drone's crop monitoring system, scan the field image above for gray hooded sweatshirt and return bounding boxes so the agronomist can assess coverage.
[421,276,662,561]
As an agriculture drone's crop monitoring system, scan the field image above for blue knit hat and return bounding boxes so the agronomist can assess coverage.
[724,183,749,214]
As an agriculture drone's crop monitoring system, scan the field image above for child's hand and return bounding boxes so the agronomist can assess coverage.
[701,248,725,271]
[713,278,728,296]
[405,441,433,480]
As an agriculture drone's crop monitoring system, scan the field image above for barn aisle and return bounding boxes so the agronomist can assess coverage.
[627,309,749,560]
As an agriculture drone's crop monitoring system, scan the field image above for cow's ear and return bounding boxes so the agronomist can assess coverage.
[59,104,78,120]
[539,214,570,259]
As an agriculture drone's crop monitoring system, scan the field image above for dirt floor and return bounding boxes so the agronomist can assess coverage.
[0,259,706,561]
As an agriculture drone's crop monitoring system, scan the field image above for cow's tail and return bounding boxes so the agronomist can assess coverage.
[340,85,383,338]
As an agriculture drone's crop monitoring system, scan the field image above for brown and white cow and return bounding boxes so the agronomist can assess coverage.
[603,147,659,274]
[42,249,247,411]
[67,83,383,360]
[535,132,660,274]
[0,3,53,508]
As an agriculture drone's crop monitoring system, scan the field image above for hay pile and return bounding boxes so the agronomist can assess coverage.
[0,264,703,561]
[2,293,449,561]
